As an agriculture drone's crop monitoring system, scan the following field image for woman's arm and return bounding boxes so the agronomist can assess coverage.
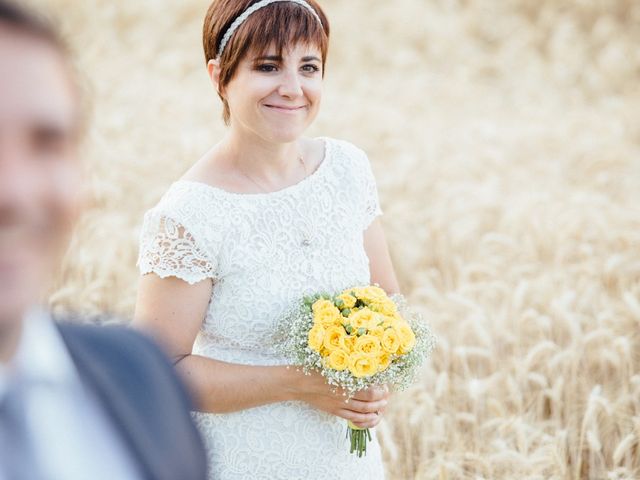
[364,218,400,294]
[132,274,388,427]
[133,274,291,413]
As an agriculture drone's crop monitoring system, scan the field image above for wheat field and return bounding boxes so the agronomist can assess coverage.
[31,0,640,478]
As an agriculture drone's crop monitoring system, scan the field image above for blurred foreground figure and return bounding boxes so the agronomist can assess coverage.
[0,2,207,479]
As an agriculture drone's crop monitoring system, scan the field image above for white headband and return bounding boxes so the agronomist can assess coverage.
[216,0,323,59]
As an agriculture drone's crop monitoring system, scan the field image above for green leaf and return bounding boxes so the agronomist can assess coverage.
[357,327,366,336]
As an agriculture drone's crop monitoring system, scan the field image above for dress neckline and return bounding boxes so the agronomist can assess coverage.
[174,137,331,199]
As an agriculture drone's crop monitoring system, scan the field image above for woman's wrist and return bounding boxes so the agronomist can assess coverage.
[275,365,305,402]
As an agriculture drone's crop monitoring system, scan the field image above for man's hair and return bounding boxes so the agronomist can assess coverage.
[0,0,68,53]
[0,0,87,134]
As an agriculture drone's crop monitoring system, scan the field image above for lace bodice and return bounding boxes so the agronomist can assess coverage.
[137,137,385,479]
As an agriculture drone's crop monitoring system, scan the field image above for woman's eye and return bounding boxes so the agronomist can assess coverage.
[302,64,320,73]
[257,64,278,72]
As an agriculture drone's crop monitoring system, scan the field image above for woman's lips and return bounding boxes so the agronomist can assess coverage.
[264,104,306,113]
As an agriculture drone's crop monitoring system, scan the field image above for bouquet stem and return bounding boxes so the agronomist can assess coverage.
[347,421,372,457]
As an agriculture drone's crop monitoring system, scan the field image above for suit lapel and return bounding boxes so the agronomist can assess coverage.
[58,324,166,480]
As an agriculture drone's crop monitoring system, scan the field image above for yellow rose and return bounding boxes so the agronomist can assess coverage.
[369,299,397,316]
[323,325,347,353]
[348,353,379,378]
[336,292,357,309]
[343,334,357,353]
[348,308,376,330]
[349,287,364,300]
[308,324,325,352]
[366,285,387,297]
[353,286,387,303]
[369,313,387,331]
[368,325,385,339]
[381,328,401,354]
[379,315,397,329]
[355,335,382,357]
[368,311,389,331]
[327,349,349,371]
[314,308,343,328]
[312,299,337,314]
[397,322,416,353]
[378,352,392,371]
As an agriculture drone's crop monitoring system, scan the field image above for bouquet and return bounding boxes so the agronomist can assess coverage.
[276,285,436,457]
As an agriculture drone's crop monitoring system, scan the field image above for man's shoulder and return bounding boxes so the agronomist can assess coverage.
[57,320,168,372]
[54,318,187,406]
[57,319,159,357]
[53,318,207,480]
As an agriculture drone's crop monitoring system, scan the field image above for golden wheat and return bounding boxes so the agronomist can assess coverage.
[30,0,640,478]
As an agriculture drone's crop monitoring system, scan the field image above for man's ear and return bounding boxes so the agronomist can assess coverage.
[207,59,223,95]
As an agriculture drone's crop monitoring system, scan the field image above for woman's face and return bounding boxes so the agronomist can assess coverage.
[223,42,323,143]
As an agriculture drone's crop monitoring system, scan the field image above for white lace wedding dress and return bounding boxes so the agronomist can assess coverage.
[138,137,386,479]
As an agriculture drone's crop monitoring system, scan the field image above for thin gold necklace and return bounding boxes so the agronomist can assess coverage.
[239,153,307,194]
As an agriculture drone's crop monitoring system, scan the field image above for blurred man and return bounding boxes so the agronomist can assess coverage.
[0,2,207,479]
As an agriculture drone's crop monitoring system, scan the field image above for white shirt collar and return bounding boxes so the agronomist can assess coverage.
[2,307,77,393]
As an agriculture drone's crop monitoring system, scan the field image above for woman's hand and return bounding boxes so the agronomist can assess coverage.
[289,370,389,429]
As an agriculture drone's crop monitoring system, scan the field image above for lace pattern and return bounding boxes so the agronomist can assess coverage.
[138,214,217,284]
[137,137,385,479]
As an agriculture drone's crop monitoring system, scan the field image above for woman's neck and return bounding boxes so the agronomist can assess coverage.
[221,128,304,182]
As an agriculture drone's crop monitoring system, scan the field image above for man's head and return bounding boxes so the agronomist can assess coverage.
[0,1,82,341]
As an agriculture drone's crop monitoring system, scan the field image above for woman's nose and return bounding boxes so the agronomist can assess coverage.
[277,69,303,98]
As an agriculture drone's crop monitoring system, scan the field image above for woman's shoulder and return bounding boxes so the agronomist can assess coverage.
[152,147,235,212]
[139,179,227,262]
[143,179,231,237]
[322,137,372,174]
[323,136,367,158]
[150,180,214,215]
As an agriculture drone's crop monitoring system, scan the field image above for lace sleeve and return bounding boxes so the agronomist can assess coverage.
[137,210,217,285]
[358,149,383,230]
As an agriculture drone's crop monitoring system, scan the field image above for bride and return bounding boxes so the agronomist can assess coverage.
[133,0,399,478]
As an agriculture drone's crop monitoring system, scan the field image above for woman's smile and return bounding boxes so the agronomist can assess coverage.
[263,103,308,113]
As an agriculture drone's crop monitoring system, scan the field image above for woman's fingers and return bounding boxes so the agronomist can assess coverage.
[302,373,389,427]
[341,409,383,429]
[344,398,387,414]
[352,385,389,402]
[350,418,381,429]
[337,408,379,424]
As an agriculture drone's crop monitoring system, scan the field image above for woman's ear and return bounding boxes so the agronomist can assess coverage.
[207,58,223,94]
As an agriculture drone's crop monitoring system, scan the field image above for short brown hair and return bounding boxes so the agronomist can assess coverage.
[203,0,330,124]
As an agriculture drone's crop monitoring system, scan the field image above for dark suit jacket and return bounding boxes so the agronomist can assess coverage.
[57,322,208,480]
